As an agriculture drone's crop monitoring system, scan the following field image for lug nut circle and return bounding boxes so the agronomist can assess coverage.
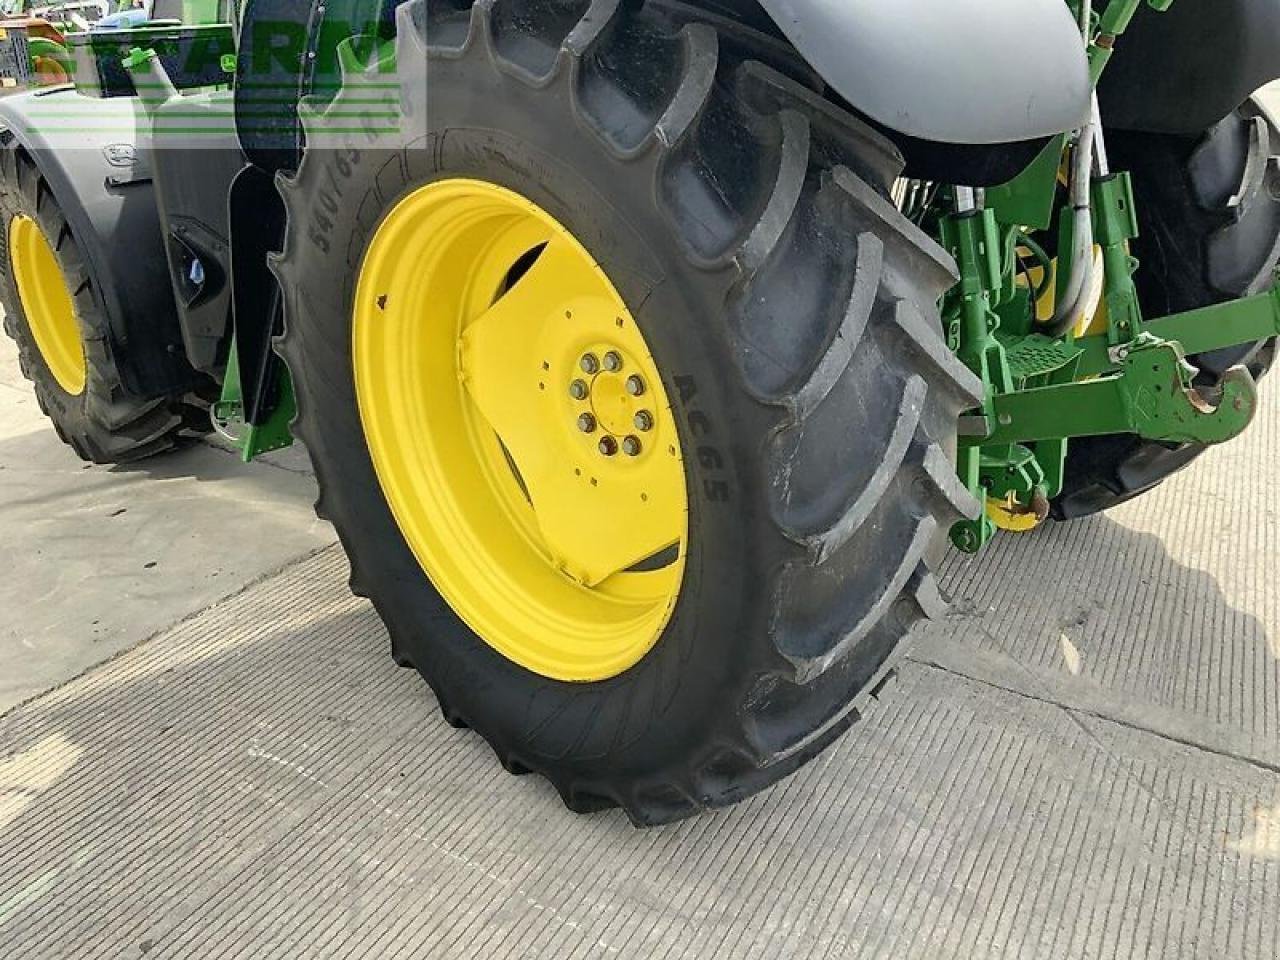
[569,347,656,458]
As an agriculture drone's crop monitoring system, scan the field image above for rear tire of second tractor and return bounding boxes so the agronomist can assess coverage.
[274,0,982,823]
[1054,98,1280,520]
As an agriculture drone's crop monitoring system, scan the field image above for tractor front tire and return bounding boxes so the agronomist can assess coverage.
[274,0,981,824]
[0,142,207,464]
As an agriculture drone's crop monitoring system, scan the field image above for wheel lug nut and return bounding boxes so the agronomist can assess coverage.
[569,379,589,400]
[602,350,623,372]
[622,436,642,457]
[577,413,597,434]
[625,375,646,396]
[598,436,618,457]
[580,353,599,374]
[633,410,654,432]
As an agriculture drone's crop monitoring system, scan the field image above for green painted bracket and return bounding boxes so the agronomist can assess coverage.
[941,206,1007,554]
[987,135,1065,231]
[976,334,1258,447]
[213,336,297,463]
[211,337,245,437]
[242,371,297,462]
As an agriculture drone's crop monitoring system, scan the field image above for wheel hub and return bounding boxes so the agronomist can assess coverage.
[570,348,651,458]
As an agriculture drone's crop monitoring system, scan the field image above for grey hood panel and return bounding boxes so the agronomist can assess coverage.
[757,0,1092,145]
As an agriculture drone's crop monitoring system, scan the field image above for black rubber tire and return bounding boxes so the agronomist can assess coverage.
[0,142,207,464]
[1054,99,1280,520]
[273,0,981,825]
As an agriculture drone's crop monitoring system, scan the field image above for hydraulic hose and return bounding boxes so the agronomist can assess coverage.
[1015,231,1054,305]
[1046,2,1101,338]
[1045,117,1097,337]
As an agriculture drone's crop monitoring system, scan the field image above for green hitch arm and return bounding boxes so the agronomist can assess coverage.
[976,334,1258,448]
[1075,282,1280,379]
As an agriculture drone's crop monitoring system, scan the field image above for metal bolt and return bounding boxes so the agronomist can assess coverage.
[625,375,646,397]
[633,410,654,432]
[598,436,618,457]
[602,350,623,372]
[580,353,599,374]
[622,436,642,457]
[569,379,589,400]
[577,413,597,434]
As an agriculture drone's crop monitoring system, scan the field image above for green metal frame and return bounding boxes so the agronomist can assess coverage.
[943,0,1279,552]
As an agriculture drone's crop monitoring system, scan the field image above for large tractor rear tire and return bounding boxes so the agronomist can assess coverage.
[1054,99,1280,520]
[274,0,980,824]
[0,142,207,464]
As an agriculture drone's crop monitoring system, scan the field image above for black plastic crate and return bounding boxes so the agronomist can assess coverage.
[0,25,33,94]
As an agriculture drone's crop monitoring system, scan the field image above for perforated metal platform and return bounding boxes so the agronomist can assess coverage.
[2,398,1279,960]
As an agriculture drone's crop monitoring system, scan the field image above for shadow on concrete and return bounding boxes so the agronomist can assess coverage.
[916,510,1278,769]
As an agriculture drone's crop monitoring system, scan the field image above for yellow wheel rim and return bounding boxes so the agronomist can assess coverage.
[353,179,688,682]
[9,214,85,396]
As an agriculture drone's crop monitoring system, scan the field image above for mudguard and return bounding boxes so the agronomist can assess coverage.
[1099,0,1280,135]
[756,0,1091,145]
[0,88,200,398]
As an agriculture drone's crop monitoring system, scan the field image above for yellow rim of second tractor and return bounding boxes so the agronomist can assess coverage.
[353,179,688,682]
[9,214,86,396]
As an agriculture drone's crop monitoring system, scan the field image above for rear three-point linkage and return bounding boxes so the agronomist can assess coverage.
[942,0,1278,552]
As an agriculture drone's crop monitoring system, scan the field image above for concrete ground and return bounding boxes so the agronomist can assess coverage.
[0,348,335,714]
[1,86,1279,959]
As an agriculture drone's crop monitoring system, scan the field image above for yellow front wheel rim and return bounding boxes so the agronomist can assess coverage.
[10,214,86,396]
[353,179,688,682]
